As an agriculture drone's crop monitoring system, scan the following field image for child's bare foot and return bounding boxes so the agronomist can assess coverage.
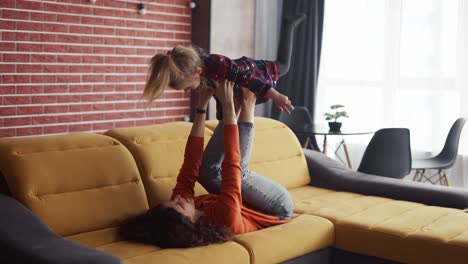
[238,87,256,123]
[241,86,256,107]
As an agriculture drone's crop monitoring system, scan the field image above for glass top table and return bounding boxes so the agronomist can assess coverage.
[296,130,374,136]
[295,129,375,169]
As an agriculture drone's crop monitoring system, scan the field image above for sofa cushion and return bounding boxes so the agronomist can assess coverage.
[105,122,212,207]
[67,215,331,264]
[205,117,311,190]
[0,133,149,236]
[290,186,468,263]
[121,242,250,264]
[66,227,249,263]
[233,214,334,264]
[66,227,164,260]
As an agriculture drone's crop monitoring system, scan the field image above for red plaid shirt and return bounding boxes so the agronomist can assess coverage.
[203,54,279,104]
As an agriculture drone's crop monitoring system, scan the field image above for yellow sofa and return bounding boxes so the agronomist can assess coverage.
[0,117,468,264]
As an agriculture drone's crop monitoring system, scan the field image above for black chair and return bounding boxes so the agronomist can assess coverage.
[412,117,467,186]
[279,106,320,151]
[357,128,412,179]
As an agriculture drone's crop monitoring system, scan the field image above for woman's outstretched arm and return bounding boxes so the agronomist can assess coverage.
[203,81,245,232]
[171,86,214,199]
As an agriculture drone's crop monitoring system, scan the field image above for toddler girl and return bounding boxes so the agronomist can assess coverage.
[142,14,306,119]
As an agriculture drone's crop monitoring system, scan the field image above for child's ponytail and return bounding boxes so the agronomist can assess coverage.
[143,53,180,105]
[142,45,203,107]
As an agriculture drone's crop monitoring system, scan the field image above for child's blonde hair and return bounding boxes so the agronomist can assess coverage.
[142,45,203,104]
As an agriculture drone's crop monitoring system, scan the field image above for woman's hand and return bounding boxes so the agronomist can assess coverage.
[213,79,234,106]
[196,85,214,109]
[189,84,214,138]
[214,80,236,125]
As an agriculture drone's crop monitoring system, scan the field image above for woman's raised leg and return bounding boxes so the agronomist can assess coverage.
[198,87,293,220]
[198,120,225,194]
[236,88,293,220]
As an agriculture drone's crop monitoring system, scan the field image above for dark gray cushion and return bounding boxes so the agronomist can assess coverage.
[0,194,122,264]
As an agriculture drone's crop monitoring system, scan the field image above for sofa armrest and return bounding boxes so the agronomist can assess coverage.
[0,194,122,264]
[303,149,468,209]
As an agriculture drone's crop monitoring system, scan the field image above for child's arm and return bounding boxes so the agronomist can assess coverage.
[266,89,294,114]
[171,87,213,199]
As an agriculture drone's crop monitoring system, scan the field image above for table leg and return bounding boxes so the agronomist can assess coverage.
[323,135,327,154]
[342,139,353,169]
[303,137,310,148]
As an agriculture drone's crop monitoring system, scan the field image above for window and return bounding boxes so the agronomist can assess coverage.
[317,0,468,154]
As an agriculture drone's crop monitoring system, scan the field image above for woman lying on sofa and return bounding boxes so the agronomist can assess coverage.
[119,80,293,248]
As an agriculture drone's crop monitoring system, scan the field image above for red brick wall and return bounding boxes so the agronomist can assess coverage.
[0,0,192,137]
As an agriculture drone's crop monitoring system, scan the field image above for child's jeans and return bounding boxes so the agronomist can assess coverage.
[198,122,294,220]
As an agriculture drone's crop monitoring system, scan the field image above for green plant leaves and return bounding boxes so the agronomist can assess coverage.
[330,104,345,109]
[324,105,349,122]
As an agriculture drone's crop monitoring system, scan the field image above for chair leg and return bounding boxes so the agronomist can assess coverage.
[323,135,327,155]
[437,170,445,185]
[414,169,427,182]
[303,137,310,148]
[434,170,450,186]
[342,140,353,169]
[420,169,428,183]
[424,170,437,184]
[442,170,450,186]
[415,169,450,186]
[412,170,421,182]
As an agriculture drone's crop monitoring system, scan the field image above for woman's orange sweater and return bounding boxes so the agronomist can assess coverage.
[171,124,290,234]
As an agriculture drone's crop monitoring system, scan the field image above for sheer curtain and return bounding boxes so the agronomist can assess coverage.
[316,0,468,187]
[254,0,282,117]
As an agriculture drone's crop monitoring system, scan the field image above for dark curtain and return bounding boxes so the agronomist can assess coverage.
[272,0,324,150]
[274,0,324,117]
[190,0,211,121]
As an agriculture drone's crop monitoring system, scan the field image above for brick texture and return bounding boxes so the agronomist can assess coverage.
[1,0,192,137]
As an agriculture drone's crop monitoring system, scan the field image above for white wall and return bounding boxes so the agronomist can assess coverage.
[210,0,255,57]
[208,0,256,119]
[254,0,283,116]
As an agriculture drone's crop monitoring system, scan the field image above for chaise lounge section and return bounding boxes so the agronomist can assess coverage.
[0,117,468,264]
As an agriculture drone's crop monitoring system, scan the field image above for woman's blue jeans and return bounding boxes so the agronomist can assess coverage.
[198,122,293,220]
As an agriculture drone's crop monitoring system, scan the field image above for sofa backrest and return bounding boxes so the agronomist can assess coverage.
[0,133,149,237]
[205,117,311,190]
[105,122,212,207]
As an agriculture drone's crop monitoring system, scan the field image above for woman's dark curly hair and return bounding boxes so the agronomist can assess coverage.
[118,205,233,248]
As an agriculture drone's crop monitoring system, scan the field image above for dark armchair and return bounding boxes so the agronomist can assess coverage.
[0,191,121,264]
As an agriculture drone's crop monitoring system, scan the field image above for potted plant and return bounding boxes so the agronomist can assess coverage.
[324,104,349,132]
